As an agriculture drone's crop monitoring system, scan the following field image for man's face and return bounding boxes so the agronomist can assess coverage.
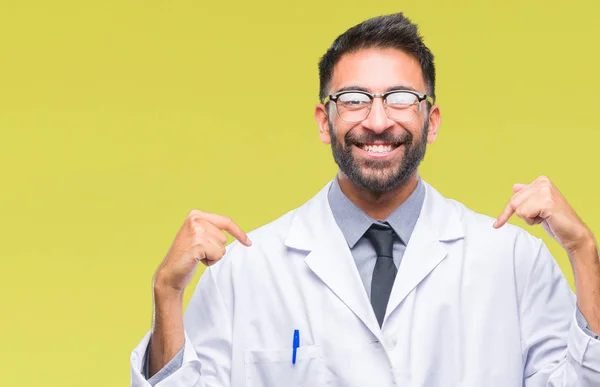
[316,48,440,192]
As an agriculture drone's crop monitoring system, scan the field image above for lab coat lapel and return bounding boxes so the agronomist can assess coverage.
[285,182,382,339]
[384,182,465,323]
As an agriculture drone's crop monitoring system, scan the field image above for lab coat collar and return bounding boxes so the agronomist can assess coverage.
[284,180,465,337]
[328,175,426,248]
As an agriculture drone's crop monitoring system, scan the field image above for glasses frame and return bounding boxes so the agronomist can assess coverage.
[323,89,435,123]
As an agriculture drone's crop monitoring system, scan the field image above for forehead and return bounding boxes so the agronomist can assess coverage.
[329,48,426,94]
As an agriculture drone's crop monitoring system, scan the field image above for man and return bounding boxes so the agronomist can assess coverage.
[130,13,600,386]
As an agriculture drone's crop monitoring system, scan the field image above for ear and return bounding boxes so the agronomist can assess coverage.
[426,104,441,144]
[315,104,332,145]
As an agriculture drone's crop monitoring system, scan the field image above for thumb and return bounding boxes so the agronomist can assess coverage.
[512,183,527,193]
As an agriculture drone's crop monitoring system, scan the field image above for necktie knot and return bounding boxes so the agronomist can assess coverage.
[364,222,394,259]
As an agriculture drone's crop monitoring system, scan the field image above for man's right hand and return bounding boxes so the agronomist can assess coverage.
[148,210,251,379]
[153,209,252,296]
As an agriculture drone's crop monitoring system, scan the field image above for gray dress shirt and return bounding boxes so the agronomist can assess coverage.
[327,176,425,299]
[143,176,599,385]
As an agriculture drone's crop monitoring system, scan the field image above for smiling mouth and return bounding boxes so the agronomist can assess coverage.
[355,143,403,154]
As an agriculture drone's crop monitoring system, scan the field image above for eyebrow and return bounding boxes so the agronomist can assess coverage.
[334,85,419,94]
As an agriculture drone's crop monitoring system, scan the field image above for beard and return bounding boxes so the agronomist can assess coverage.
[328,118,429,192]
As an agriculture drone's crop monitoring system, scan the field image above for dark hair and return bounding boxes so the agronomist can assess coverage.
[318,13,436,103]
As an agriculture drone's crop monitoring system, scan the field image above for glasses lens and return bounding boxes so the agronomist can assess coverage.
[336,92,371,122]
[385,92,419,122]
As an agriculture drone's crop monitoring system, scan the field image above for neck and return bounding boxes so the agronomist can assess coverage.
[337,171,419,220]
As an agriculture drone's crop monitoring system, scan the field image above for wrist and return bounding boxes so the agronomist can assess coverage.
[152,285,184,331]
[571,235,600,334]
[154,286,184,303]
[568,232,598,268]
[153,271,186,299]
[153,280,185,305]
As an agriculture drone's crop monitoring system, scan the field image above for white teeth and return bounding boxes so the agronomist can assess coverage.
[362,144,394,153]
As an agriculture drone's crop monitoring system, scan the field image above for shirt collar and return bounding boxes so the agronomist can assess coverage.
[328,176,425,248]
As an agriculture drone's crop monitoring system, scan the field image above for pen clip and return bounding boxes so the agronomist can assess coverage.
[292,329,299,365]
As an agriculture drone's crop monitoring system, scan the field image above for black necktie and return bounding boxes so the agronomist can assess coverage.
[365,223,397,327]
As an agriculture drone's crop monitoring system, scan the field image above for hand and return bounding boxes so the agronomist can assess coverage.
[493,176,594,255]
[153,210,252,295]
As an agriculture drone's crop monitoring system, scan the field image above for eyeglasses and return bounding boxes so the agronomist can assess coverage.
[323,90,435,123]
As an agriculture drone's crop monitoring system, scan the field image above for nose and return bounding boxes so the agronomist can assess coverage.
[362,97,394,133]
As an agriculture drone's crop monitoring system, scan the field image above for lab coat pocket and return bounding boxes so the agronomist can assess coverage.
[244,345,325,387]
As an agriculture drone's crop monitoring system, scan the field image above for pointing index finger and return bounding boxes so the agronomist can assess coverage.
[494,202,515,229]
[201,212,252,246]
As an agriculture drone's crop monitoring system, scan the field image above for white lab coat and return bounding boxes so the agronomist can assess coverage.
[130,180,600,386]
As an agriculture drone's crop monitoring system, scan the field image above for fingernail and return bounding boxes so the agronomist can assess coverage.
[493,220,498,228]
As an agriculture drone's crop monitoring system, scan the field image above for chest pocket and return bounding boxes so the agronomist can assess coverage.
[244,345,326,387]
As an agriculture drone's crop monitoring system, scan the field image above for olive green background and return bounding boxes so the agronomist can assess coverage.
[1,1,598,386]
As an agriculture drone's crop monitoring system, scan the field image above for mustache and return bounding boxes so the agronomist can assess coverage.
[344,130,412,146]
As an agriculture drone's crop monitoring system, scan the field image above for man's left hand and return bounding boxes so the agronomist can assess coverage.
[494,175,594,256]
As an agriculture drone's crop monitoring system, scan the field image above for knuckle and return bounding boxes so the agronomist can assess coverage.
[537,175,551,184]
[188,209,202,219]
[187,220,199,233]
[194,225,206,235]
[187,213,203,226]
[540,184,553,195]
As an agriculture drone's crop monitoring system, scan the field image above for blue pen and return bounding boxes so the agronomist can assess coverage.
[292,329,299,365]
